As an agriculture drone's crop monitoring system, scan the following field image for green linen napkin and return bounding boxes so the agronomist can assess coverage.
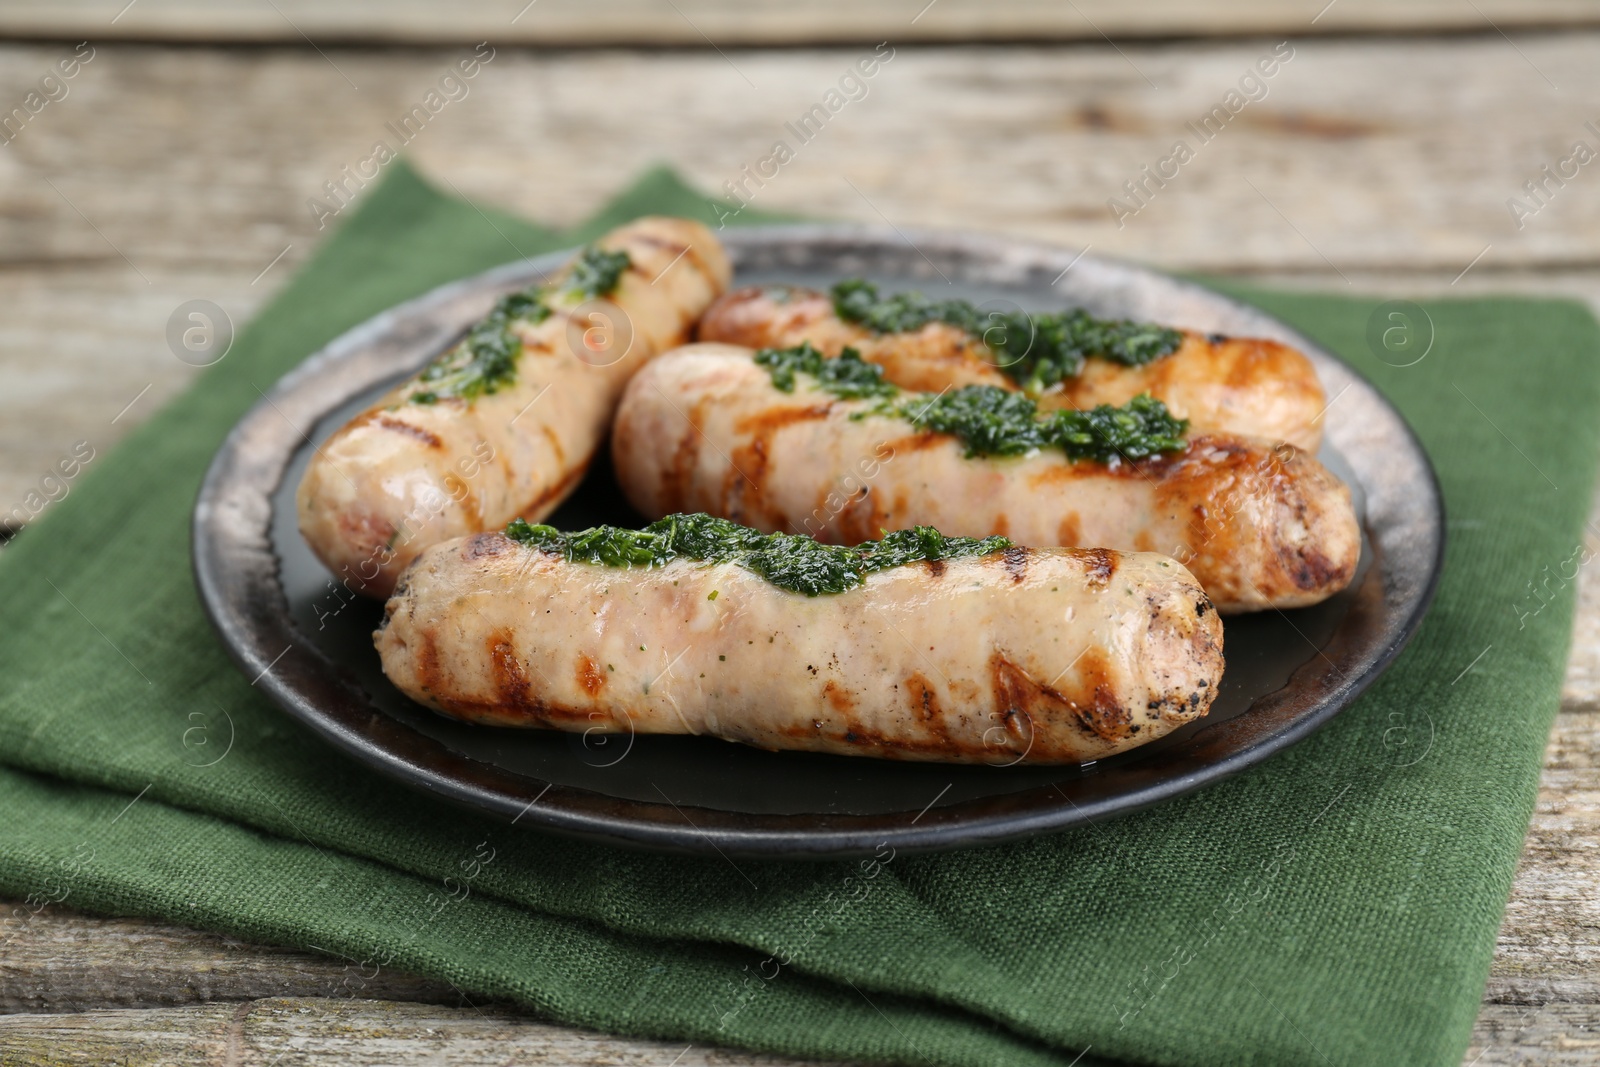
[2,161,1596,1067]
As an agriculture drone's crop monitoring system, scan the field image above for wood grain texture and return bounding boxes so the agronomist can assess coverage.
[2,32,1600,1066]
[4,35,1600,515]
[0,997,848,1066]
[5,0,1600,46]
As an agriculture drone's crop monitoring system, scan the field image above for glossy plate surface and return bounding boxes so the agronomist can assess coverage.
[193,227,1444,858]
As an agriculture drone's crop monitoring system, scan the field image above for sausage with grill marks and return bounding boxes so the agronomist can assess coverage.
[296,217,730,598]
[698,284,1327,451]
[376,531,1224,764]
[611,344,1360,614]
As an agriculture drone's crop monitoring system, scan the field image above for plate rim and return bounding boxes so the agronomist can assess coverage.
[192,224,1446,859]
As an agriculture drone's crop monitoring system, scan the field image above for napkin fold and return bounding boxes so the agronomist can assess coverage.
[1,161,1596,1067]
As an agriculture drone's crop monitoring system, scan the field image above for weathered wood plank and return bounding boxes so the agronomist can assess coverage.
[0,907,460,1014]
[4,38,1598,273]
[0,996,849,1066]
[0,997,1595,1067]
[0,998,1596,1066]
[5,1,1600,46]
[1465,1002,1600,1066]
[4,36,1600,518]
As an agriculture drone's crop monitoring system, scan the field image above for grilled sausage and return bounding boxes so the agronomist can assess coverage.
[376,529,1223,764]
[698,285,1327,451]
[612,344,1360,614]
[297,217,730,598]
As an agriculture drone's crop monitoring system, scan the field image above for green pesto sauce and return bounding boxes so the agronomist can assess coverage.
[565,246,632,301]
[410,290,550,404]
[504,512,1012,597]
[899,387,1190,463]
[408,246,633,405]
[752,344,1189,465]
[754,342,898,400]
[830,279,1183,391]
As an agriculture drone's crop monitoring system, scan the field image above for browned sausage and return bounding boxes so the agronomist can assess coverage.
[698,284,1327,450]
[612,343,1360,614]
[296,217,730,598]
[377,524,1223,764]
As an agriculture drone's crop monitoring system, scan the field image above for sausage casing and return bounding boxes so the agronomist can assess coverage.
[612,344,1360,614]
[698,285,1327,450]
[296,217,731,598]
[377,530,1223,764]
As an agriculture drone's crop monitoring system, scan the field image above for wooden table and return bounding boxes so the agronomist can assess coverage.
[1,11,1598,1064]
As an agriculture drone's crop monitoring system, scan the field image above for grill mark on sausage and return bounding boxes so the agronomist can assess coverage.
[1083,680,1134,740]
[822,680,855,715]
[1286,544,1350,592]
[990,648,1132,747]
[608,248,658,287]
[462,532,511,560]
[369,413,444,449]
[656,396,708,514]
[906,672,940,722]
[629,232,711,289]
[1057,513,1081,547]
[803,486,834,539]
[1001,545,1029,582]
[489,629,536,713]
[727,435,770,527]
[414,628,442,697]
[772,292,842,342]
[577,654,607,697]
[731,403,835,438]
[705,287,844,349]
[1225,338,1281,388]
[1081,548,1116,588]
[409,620,587,726]
[836,485,882,545]
[905,672,956,749]
[445,473,483,532]
[730,403,832,529]
[879,431,946,454]
[539,424,566,467]
[925,558,947,579]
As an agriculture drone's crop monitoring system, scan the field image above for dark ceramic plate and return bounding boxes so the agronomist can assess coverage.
[192,226,1443,859]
